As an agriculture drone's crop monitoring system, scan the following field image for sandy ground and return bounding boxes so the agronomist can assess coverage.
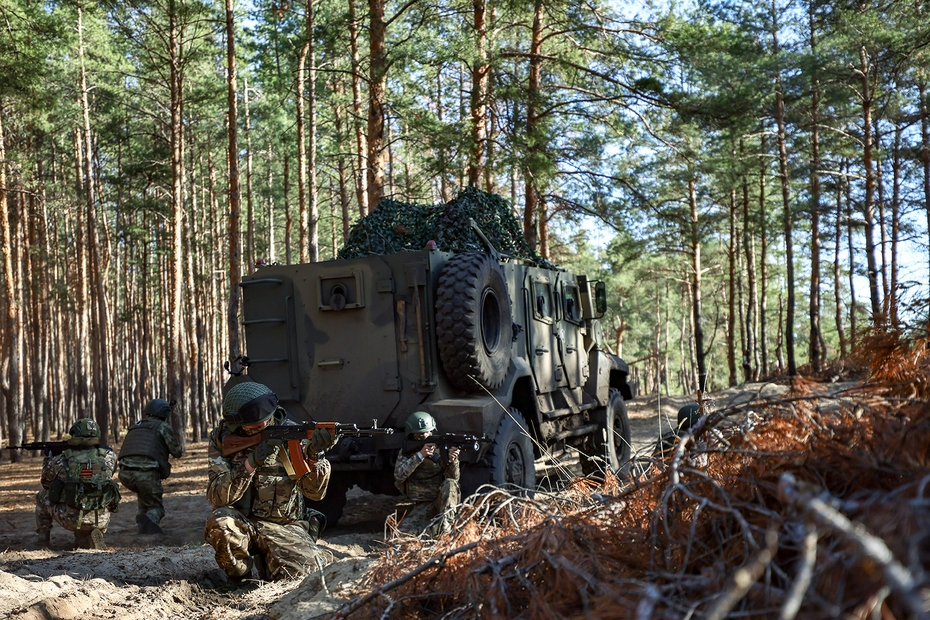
[0,383,789,620]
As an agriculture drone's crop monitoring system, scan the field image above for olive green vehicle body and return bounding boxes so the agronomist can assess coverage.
[236,247,634,518]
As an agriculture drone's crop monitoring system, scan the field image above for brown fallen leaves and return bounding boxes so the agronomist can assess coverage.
[337,332,930,619]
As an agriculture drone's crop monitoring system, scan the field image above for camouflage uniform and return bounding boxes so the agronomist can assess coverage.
[205,410,331,581]
[394,449,461,536]
[36,446,119,546]
[118,412,183,528]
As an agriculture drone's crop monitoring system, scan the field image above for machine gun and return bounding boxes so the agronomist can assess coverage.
[7,441,72,457]
[221,421,394,477]
[403,433,491,460]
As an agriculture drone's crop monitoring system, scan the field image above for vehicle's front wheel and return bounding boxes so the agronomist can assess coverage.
[581,388,631,476]
[488,408,536,489]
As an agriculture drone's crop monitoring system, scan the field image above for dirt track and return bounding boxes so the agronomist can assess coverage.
[0,384,787,619]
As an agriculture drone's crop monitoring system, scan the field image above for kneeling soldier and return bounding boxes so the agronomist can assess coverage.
[393,411,461,536]
[35,418,120,549]
[118,398,184,535]
[204,381,336,582]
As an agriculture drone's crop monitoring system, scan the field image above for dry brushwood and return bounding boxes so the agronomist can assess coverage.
[337,336,930,619]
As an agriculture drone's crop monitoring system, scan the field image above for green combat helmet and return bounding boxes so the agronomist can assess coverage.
[223,382,279,433]
[143,398,172,420]
[68,418,101,446]
[405,411,437,435]
[677,404,702,431]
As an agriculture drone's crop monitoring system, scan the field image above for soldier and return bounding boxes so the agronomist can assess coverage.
[204,381,337,582]
[117,398,184,535]
[393,411,461,536]
[35,418,121,549]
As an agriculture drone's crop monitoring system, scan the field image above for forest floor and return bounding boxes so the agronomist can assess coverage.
[0,381,789,620]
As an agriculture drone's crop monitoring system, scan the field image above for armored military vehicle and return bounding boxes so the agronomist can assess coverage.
[233,231,635,524]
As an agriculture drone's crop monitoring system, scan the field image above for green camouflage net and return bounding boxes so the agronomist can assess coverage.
[338,187,556,268]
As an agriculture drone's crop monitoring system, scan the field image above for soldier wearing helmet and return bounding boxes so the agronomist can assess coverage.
[117,398,184,535]
[204,381,338,582]
[35,418,120,549]
[393,411,461,536]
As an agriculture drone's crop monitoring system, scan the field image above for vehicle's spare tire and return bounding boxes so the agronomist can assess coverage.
[435,252,513,392]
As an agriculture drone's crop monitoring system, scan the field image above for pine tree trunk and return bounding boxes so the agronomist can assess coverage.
[688,177,707,394]
[367,0,387,210]
[890,124,902,326]
[468,0,488,187]
[834,175,847,359]
[759,133,769,376]
[244,76,255,271]
[524,0,544,251]
[920,74,930,281]
[859,46,881,323]
[225,0,243,376]
[808,13,822,371]
[349,0,368,217]
[169,0,186,444]
[772,12,795,375]
[296,42,309,262]
[741,139,758,381]
[267,143,275,263]
[727,190,737,386]
[307,0,319,262]
[0,105,24,460]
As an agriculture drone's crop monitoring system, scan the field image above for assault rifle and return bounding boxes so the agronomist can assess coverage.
[221,421,394,477]
[403,433,492,459]
[7,441,72,457]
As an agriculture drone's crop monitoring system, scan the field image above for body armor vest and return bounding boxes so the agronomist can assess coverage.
[118,418,170,476]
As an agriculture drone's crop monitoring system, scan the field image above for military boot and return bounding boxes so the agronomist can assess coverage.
[137,513,163,535]
[74,528,106,550]
[37,530,50,548]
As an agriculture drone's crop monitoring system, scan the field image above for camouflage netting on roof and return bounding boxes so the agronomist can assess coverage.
[338,187,556,268]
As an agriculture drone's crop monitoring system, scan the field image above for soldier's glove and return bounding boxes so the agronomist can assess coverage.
[306,428,337,458]
[247,440,281,470]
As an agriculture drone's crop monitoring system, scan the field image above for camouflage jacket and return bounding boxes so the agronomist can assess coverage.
[207,413,330,525]
[394,449,459,502]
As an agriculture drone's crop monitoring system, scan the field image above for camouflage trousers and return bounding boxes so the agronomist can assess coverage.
[396,479,461,537]
[35,488,112,535]
[118,466,165,524]
[204,507,329,581]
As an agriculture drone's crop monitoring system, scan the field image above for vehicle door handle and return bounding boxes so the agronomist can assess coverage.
[566,346,576,353]
[535,347,549,355]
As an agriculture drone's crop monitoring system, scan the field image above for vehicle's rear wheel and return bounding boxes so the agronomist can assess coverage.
[488,408,536,489]
[435,252,513,392]
[581,388,631,476]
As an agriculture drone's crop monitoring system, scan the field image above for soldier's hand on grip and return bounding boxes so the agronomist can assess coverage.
[420,443,437,459]
[447,446,460,462]
[247,440,281,470]
[307,428,337,455]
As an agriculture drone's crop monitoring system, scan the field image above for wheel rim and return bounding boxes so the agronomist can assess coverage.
[481,288,502,355]
[504,441,525,484]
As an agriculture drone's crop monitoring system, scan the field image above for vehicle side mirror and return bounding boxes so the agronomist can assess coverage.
[594,281,608,317]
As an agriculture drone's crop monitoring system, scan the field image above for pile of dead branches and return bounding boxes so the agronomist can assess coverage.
[335,334,930,619]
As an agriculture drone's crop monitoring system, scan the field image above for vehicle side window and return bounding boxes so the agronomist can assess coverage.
[563,285,581,324]
[533,280,553,322]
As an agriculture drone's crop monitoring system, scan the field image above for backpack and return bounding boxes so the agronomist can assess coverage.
[50,448,121,522]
